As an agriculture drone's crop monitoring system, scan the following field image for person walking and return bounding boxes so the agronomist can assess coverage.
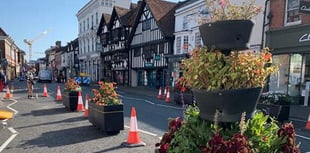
[0,70,5,92]
[26,68,35,98]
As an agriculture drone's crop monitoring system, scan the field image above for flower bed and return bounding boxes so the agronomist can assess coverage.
[156,105,301,153]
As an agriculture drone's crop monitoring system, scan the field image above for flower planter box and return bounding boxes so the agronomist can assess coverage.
[256,103,290,122]
[88,102,124,135]
[192,87,262,122]
[63,91,79,111]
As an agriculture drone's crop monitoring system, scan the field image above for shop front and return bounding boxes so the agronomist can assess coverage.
[165,54,188,87]
[266,25,310,104]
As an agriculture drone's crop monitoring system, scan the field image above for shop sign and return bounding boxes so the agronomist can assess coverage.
[299,1,310,14]
[145,62,153,67]
[154,54,160,60]
[299,33,310,42]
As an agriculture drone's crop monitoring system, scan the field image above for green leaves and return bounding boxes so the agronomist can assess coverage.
[181,47,278,91]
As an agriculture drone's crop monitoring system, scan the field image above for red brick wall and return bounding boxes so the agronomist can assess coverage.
[301,9,310,23]
[269,0,285,29]
[269,0,310,30]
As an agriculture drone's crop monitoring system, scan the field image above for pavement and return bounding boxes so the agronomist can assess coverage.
[0,85,161,153]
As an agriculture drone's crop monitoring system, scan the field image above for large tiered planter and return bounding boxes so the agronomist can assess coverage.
[256,103,290,122]
[88,102,124,135]
[192,87,262,122]
[199,20,254,54]
[63,91,79,111]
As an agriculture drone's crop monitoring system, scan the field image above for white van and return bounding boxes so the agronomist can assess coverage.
[38,70,52,83]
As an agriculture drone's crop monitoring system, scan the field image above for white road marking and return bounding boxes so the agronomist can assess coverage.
[0,98,18,153]
[296,134,310,140]
[121,95,145,101]
[124,125,158,137]
[7,99,18,115]
[144,100,154,105]
[120,94,183,110]
[0,131,18,152]
[156,104,184,110]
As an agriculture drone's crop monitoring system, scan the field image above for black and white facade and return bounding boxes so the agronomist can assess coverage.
[98,5,137,86]
[129,0,177,88]
[76,0,131,82]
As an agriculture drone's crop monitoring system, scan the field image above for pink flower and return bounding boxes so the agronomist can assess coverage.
[218,0,226,7]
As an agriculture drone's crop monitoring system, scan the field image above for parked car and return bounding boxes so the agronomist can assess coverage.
[38,70,52,83]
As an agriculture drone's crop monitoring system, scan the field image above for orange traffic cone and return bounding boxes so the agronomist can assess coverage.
[163,87,167,98]
[122,107,146,147]
[157,87,162,99]
[56,86,62,101]
[165,87,171,103]
[5,85,11,99]
[77,91,85,112]
[42,84,48,97]
[84,94,89,117]
[306,113,310,130]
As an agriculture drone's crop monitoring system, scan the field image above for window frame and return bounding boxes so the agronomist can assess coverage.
[176,36,182,54]
[284,0,301,26]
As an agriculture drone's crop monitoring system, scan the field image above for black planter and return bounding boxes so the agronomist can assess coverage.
[199,20,254,53]
[256,103,290,122]
[88,102,124,135]
[174,91,194,105]
[192,87,262,122]
[63,91,79,111]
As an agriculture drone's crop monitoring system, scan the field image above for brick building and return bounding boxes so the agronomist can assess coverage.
[265,0,310,103]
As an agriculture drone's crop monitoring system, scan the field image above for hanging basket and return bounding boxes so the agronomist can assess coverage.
[192,87,262,122]
[199,20,254,53]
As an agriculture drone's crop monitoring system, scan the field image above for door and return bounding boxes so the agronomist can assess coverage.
[288,54,302,97]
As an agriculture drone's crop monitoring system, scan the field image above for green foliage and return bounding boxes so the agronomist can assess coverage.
[90,81,121,105]
[157,106,301,153]
[199,0,263,24]
[181,47,277,91]
[168,105,213,153]
[245,111,281,153]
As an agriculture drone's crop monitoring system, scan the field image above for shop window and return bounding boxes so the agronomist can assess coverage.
[269,54,289,93]
[288,54,302,97]
[285,0,301,26]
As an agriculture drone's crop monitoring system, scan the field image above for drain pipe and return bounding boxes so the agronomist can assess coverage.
[261,0,270,49]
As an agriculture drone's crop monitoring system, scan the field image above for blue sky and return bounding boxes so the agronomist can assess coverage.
[0,0,179,61]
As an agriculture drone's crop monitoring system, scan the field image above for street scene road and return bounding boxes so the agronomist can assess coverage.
[0,80,184,153]
[1,80,310,153]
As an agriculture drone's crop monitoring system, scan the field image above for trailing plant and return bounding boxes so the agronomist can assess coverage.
[198,0,263,24]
